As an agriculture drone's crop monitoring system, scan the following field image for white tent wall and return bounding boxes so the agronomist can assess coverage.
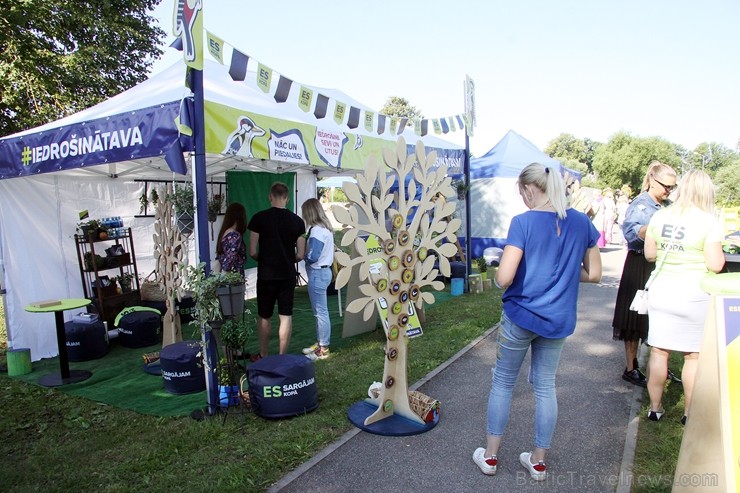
[0,168,316,361]
[470,177,527,242]
[0,173,156,360]
[450,177,527,257]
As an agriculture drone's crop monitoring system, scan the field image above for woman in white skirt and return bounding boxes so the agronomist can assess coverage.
[644,170,725,424]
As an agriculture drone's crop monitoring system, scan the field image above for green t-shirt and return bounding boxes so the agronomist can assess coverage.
[646,207,723,278]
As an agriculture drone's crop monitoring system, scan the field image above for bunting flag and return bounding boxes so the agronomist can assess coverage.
[206,31,224,64]
[377,114,386,135]
[314,94,329,119]
[397,118,408,135]
[364,111,374,132]
[229,49,249,81]
[172,0,203,70]
[347,107,361,129]
[298,86,313,112]
[274,75,292,103]
[207,31,472,136]
[462,114,470,130]
[334,101,347,125]
[257,63,272,93]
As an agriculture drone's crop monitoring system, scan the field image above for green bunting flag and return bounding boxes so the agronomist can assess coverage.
[333,101,347,125]
[206,31,224,64]
[298,86,313,112]
[364,111,374,132]
[257,63,272,93]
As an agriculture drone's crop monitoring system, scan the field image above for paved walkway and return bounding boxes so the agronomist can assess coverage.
[270,248,644,493]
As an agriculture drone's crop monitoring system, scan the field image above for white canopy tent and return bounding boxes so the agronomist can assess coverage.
[0,58,464,361]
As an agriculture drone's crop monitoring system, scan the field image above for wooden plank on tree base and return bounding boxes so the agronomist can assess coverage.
[29,299,61,308]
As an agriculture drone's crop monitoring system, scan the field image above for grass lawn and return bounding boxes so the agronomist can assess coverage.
[630,352,692,493]
[0,282,502,492]
[0,283,687,492]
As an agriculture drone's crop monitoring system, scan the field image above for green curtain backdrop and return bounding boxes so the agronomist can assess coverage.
[226,170,296,270]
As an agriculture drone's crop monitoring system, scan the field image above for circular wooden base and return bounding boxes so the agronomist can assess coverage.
[348,400,439,436]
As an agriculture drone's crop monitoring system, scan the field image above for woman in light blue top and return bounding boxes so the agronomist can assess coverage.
[300,198,335,361]
[472,163,601,482]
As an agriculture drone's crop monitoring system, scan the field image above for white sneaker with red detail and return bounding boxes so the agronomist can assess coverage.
[519,451,547,481]
[472,447,497,475]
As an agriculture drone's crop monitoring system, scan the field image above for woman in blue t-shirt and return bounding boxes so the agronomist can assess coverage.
[472,163,602,482]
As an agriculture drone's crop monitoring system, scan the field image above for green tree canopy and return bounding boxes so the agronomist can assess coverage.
[715,163,740,207]
[0,0,165,136]
[591,132,682,193]
[687,142,740,176]
[380,96,423,123]
[545,133,587,164]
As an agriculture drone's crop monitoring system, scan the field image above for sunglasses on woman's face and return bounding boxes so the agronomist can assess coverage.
[654,179,676,193]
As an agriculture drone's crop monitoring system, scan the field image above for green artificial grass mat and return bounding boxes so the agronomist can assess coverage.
[9,286,455,417]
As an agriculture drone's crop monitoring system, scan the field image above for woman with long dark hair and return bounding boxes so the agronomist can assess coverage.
[216,202,247,276]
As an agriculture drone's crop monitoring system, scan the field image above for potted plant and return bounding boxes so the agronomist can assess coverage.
[217,356,241,407]
[115,272,136,293]
[77,219,109,239]
[207,193,223,223]
[451,178,469,200]
[219,316,251,351]
[138,187,159,214]
[83,251,107,271]
[171,183,195,235]
[216,271,246,317]
[182,263,246,329]
[475,256,489,281]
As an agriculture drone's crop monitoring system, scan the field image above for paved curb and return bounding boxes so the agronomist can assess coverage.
[268,324,500,492]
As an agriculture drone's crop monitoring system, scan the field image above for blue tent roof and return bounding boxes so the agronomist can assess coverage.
[470,130,577,180]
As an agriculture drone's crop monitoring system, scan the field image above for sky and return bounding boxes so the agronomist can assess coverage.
[150,0,740,158]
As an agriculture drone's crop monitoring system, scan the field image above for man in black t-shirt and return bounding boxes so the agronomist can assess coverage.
[248,182,306,359]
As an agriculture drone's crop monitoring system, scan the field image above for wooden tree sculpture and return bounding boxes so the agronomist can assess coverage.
[333,137,460,426]
[153,183,187,348]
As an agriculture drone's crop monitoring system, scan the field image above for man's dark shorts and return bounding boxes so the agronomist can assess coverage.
[256,279,296,318]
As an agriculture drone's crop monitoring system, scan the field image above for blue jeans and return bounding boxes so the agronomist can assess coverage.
[307,267,332,347]
[487,312,566,449]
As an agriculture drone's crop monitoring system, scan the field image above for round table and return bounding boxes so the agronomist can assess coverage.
[25,298,93,387]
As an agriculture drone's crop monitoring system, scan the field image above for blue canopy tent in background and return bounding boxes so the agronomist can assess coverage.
[453,130,581,257]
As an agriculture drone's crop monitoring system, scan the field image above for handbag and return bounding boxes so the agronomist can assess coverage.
[140,270,166,302]
[629,289,649,315]
[629,226,678,314]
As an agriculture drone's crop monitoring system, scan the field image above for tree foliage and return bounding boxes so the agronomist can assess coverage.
[545,133,587,164]
[591,132,682,193]
[715,163,740,207]
[0,0,165,136]
[545,133,601,172]
[380,96,423,124]
[687,142,740,176]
